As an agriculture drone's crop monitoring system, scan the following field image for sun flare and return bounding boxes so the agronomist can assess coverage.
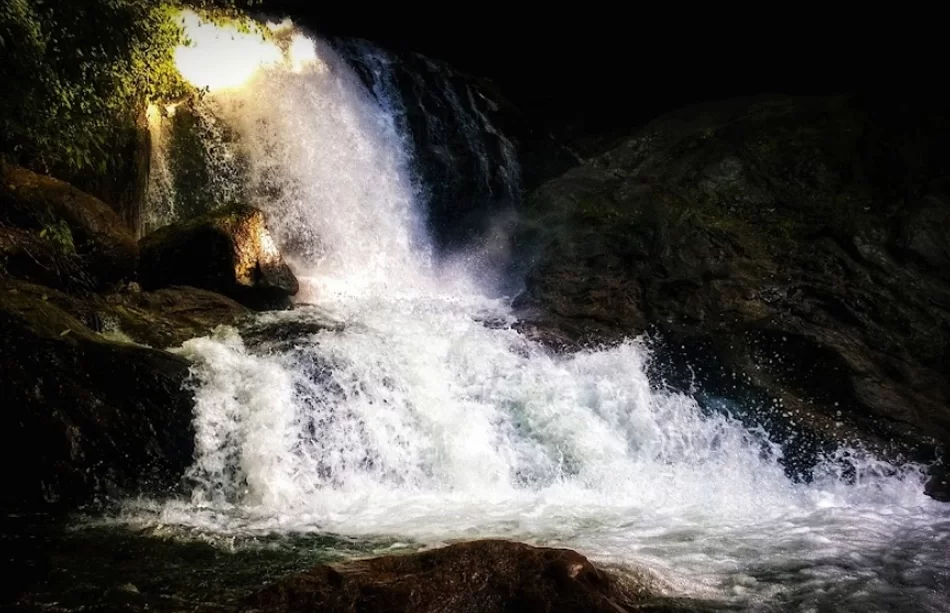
[174,11,317,91]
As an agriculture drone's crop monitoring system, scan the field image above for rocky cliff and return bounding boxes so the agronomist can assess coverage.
[512,95,950,498]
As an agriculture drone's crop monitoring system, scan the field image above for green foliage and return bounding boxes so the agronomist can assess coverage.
[39,218,75,255]
[0,0,260,183]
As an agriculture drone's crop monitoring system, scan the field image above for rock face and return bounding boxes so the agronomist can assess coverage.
[139,204,299,310]
[338,42,578,252]
[245,539,656,613]
[0,163,138,288]
[0,281,195,509]
[6,279,249,349]
[0,166,253,510]
[512,95,950,498]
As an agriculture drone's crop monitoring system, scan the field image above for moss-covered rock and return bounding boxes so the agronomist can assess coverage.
[0,163,137,288]
[513,95,950,499]
[0,281,195,509]
[101,284,251,348]
[139,204,299,310]
[5,279,250,349]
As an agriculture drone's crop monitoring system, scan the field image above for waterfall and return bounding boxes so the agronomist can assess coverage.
[337,40,522,254]
[130,22,950,612]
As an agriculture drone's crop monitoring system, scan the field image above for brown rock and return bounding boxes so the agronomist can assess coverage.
[244,539,658,613]
[0,163,138,287]
[139,204,299,310]
[101,284,250,347]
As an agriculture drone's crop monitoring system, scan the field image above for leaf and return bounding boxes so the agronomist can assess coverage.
[60,329,72,337]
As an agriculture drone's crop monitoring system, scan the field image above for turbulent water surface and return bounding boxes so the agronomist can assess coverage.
[88,21,950,613]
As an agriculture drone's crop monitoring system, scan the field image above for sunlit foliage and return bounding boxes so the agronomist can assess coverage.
[0,0,260,181]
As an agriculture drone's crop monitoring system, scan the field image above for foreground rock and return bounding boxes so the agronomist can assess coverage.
[245,540,658,613]
[513,95,950,498]
[0,281,195,508]
[0,163,138,288]
[140,204,299,310]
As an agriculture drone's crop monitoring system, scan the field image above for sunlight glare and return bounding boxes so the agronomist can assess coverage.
[289,34,319,73]
[174,11,318,91]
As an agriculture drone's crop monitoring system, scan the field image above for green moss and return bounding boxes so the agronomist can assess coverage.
[0,1,262,186]
[0,286,100,343]
[39,219,75,255]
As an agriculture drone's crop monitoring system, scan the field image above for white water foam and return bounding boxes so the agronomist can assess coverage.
[129,28,950,612]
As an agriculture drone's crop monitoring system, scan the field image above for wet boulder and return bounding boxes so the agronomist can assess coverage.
[100,283,250,348]
[245,539,660,613]
[0,163,138,288]
[899,191,950,277]
[139,204,299,310]
[0,281,195,509]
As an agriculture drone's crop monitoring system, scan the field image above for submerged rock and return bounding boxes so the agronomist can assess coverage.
[139,204,299,310]
[0,163,138,288]
[0,281,195,509]
[240,309,346,351]
[513,95,950,499]
[245,539,659,613]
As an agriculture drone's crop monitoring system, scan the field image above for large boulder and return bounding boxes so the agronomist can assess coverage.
[0,281,195,509]
[512,95,950,499]
[139,204,299,310]
[0,163,138,288]
[245,539,661,613]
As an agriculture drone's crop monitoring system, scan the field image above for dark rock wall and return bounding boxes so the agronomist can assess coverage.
[511,95,950,496]
[0,284,196,509]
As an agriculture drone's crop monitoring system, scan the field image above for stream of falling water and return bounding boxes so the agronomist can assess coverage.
[121,21,950,613]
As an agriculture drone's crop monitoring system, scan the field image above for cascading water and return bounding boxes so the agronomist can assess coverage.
[125,18,950,612]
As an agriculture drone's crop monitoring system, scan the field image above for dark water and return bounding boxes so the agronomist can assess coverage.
[0,512,416,612]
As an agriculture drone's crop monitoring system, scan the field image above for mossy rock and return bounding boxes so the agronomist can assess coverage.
[0,281,195,509]
[5,279,250,349]
[0,226,96,291]
[139,204,299,310]
[0,163,137,288]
